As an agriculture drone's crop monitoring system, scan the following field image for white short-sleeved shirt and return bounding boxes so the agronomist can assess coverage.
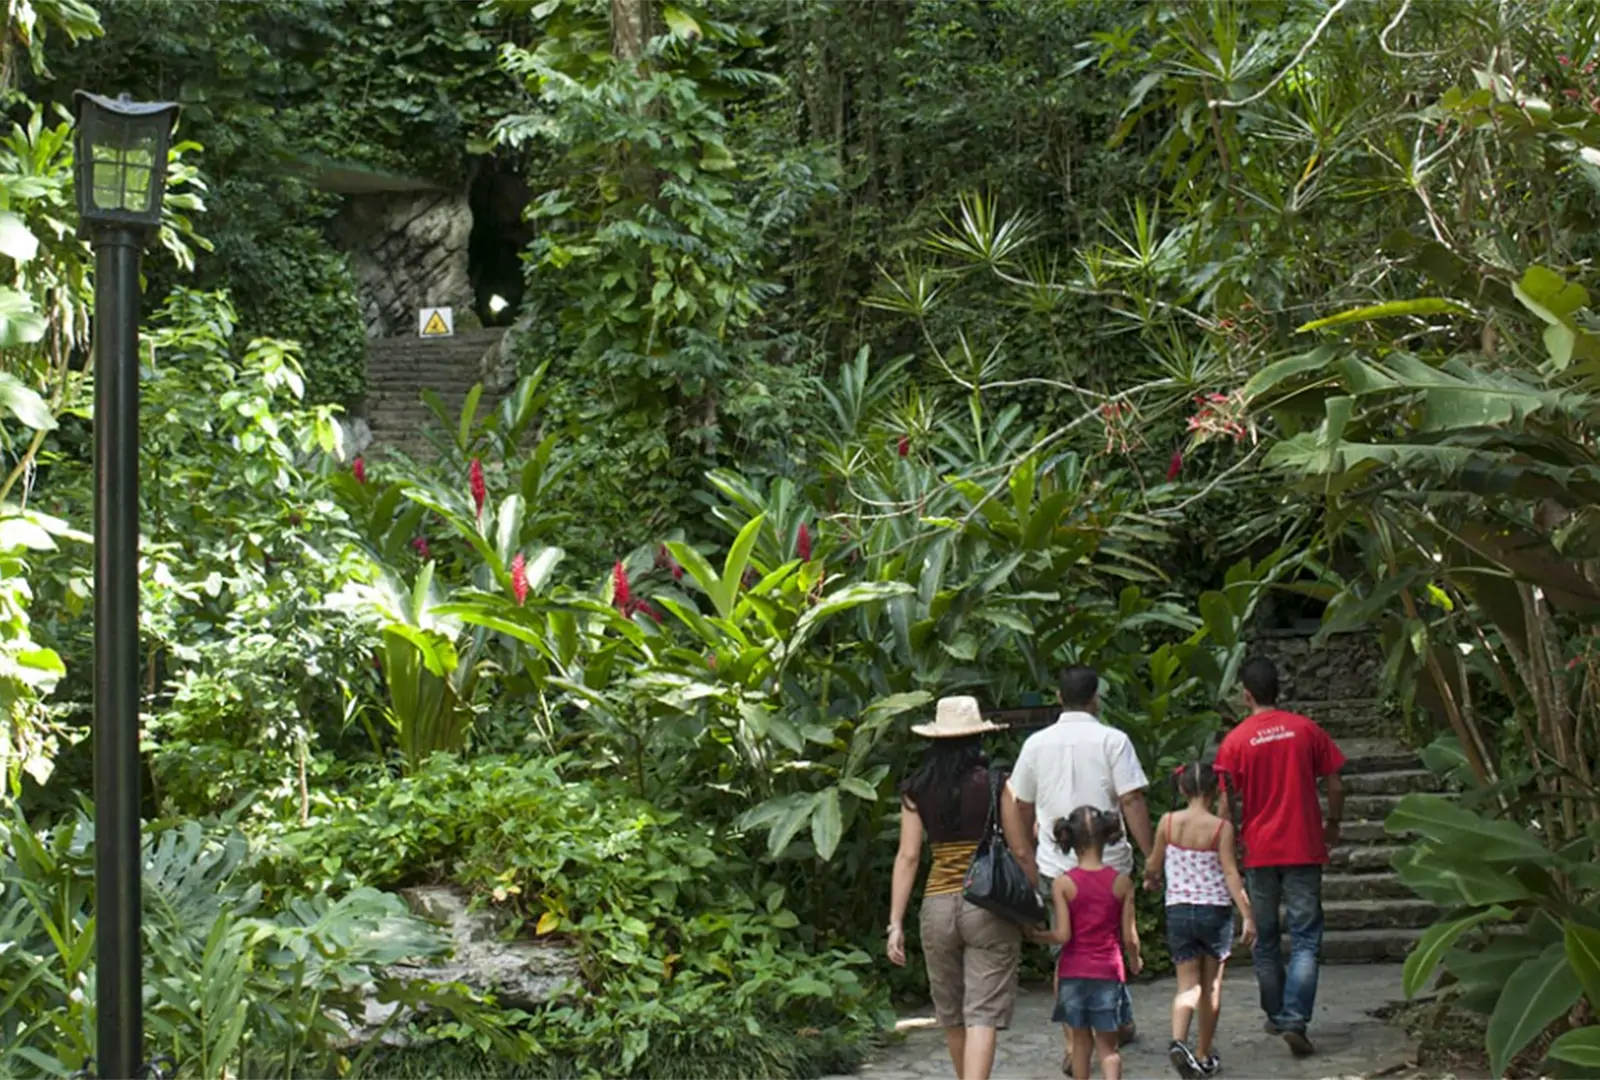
[1007,711,1149,878]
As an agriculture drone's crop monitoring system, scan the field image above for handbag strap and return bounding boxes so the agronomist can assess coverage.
[980,765,1006,841]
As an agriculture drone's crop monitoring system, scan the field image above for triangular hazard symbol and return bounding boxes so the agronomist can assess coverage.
[421,311,450,336]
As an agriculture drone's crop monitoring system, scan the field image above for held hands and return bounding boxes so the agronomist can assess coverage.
[1126,947,1143,978]
[1239,915,1257,948]
[886,924,906,967]
[1324,820,1342,848]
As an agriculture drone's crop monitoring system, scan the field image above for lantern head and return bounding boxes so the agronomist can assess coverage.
[72,91,180,234]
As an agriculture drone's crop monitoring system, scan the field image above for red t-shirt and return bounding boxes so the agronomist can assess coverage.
[1215,709,1346,868]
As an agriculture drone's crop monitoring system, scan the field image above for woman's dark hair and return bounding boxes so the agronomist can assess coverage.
[1171,762,1220,802]
[899,736,986,834]
[1051,805,1124,855]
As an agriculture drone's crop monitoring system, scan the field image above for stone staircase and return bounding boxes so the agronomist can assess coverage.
[362,328,506,457]
[1230,632,1441,964]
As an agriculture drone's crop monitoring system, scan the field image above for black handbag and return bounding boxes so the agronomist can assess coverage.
[961,767,1047,926]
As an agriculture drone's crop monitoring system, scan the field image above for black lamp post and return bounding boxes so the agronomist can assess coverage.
[72,90,179,1080]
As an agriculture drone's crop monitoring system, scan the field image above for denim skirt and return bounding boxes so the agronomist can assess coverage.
[1051,977,1133,1032]
[1166,902,1235,963]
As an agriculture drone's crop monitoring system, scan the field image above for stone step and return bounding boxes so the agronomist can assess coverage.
[1288,698,1386,738]
[1330,843,1404,873]
[1326,792,1407,822]
[367,375,486,389]
[368,382,490,395]
[1232,927,1422,965]
[1342,769,1435,796]
[1335,820,1393,844]
[1321,873,1415,902]
[1339,739,1421,774]
[1324,898,1436,931]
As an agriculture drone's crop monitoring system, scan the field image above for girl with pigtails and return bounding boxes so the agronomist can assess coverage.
[1142,762,1256,1079]
[1047,806,1142,1080]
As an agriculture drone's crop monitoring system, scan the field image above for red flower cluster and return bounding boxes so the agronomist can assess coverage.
[470,459,487,518]
[352,457,367,484]
[1186,391,1252,445]
[511,552,530,606]
[612,561,662,623]
[1099,400,1142,455]
[1166,450,1184,481]
[1543,55,1600,114]
[612,561,631,610]
[797,523,813,561]
[655,544,684,580]
[897,435,911,458]
[411,536,432,560]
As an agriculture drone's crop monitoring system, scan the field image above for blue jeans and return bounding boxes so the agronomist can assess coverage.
[1246,865,1323,1034]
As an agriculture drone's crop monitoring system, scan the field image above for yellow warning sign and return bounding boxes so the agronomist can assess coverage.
[418,306,454,338]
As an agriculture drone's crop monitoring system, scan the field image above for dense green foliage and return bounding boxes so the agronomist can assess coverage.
[10,0,1600,1075]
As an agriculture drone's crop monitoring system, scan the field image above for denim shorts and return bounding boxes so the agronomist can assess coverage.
[1051,978,1133,1032]
[1166,903,1235,963]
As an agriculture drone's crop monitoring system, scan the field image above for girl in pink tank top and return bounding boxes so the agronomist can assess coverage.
[1048,806,1143,1080]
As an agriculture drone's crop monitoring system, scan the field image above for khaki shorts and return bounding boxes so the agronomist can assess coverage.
[919,892,1022,1029]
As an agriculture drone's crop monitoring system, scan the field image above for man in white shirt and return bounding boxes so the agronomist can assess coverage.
[1001,665,1154,1048]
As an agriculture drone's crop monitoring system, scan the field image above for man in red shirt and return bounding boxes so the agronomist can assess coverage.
[1215,656,1345,1059]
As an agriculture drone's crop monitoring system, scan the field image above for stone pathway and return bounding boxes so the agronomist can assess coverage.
[826,965,1416,1080]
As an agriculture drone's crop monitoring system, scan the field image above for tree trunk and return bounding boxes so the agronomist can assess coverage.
[611,0,650,64]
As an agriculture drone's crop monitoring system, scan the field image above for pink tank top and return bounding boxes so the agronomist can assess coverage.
[1057,866,1126,982]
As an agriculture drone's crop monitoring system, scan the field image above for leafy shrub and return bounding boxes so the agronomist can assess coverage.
[257,754,891,1076]
[1389,791,1600,1076]
[0,812,458,1078]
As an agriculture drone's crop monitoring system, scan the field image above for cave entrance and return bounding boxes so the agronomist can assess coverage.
[1263,587,1330,632]
[468,155,531,328]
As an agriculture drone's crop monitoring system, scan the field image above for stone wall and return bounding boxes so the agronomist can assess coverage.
[335,192,475,338]
[1246,629,1384,705]
[363,329,506,457]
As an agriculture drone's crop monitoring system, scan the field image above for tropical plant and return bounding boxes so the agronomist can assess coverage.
[0,811,462,1078]
[1388,793,1600,1076]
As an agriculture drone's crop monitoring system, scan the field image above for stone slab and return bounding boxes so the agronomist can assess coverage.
[826,964,1416,1080]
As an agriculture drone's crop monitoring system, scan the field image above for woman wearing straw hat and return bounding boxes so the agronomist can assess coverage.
[887,696,1022,1080]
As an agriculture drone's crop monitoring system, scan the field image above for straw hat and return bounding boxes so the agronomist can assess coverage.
[911,696,1001,738]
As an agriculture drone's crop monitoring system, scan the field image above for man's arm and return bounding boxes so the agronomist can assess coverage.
[1109,734,1153,859]
[1322,771,1344,847]
[1001,783,1039,887]
[1119,788,1154,860]
[1316,725,1348,847]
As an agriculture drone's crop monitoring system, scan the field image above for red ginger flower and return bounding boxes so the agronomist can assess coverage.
[352,456,367,484]
[656,544,684,580]
[469,459,486,518]
[897,435,910,458]
[511,552,529,606]
[411,536,432,560]
[612,561,632,612]
[797,523,813,561]
[1166,450,1184,481]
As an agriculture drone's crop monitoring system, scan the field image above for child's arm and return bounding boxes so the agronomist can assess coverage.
[1049,875,1076,946]
[1218,820,1256,945]
[1143,813,1169,891]
[1115,873,1142,976]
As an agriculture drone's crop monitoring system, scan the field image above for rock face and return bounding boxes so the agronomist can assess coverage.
[1250,629,1384,710]
[336,192,476,339]
[393,884,581,1010]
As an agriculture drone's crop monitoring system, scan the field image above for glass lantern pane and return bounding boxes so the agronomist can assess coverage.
[87,139,159,214]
